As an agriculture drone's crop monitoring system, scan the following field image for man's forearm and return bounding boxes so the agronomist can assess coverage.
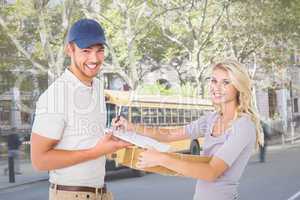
[31,132,130,171]
[32,148,102,171]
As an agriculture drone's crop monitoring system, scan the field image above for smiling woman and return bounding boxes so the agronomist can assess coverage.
[114,59,264,200]
[209,67,239,110]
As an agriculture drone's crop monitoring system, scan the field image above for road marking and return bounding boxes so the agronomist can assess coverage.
[287,190,300,200]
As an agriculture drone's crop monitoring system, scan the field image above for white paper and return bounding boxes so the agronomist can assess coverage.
[110,129,172,152]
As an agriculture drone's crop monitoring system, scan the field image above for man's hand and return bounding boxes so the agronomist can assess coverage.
[90,132,132,159]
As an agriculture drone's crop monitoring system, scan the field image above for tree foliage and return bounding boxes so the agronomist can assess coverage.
[0,0,299,93]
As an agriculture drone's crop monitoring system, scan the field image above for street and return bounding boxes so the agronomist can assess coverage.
[0,145,300,200]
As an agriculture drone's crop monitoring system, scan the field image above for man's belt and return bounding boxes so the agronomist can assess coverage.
[50,183,107,194]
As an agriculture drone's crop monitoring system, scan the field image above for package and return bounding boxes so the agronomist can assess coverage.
[119,146,211,176]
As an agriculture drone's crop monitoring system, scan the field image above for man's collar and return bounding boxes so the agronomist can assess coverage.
[64,68,93,89]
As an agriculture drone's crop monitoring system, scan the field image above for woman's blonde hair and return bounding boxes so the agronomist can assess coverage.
[211,59,264,148]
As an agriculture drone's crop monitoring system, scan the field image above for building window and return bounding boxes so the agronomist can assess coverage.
[294,98,299,113]
[0,100,11,125]
[0,71,15,94]
[268,88,277,118]
[20,100,32,125]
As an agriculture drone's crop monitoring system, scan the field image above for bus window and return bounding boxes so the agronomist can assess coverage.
[131,107,141,123]
[142,107,151,124]
[172,109,178,124]
[119,106,129,119]
[166,108,172,124]
[191,110,198,121]
[106,103,116,127]
[184,110,191,123]
[197,110,203,118]
[150,108,157,124]
[158,108,165,125]
[178,109,184,124]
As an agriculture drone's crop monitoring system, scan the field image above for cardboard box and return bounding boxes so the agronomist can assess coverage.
[119,146,211,176]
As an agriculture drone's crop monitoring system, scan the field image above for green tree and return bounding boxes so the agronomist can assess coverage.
[219,0,300,80]
[149,0,232,97]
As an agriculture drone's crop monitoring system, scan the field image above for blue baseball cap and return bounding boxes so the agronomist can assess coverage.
[67,19,106,48]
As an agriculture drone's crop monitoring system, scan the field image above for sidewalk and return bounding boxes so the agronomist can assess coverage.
[0,137,300,191]
[0,160,48,191]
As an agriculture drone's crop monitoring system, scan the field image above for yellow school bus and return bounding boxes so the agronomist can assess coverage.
[104,90,213,173]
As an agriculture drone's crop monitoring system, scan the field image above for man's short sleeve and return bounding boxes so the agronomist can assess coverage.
[31,92,65,140]
[214,117,256,167]
[184,112,212,139]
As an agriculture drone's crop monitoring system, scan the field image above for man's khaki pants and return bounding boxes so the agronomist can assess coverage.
[49,187,113,200]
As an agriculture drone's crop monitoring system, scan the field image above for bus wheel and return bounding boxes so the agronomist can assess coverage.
[131,169,146,177]
[190,140,201,155]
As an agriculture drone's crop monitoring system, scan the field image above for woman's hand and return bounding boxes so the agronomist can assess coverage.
[112,116,133,131]
[136,149,166,168]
